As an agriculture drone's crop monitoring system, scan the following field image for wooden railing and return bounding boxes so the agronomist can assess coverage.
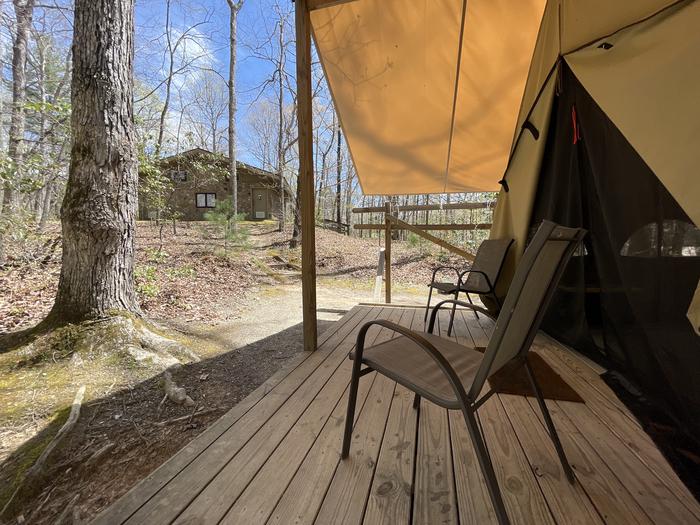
[353,201,492,303]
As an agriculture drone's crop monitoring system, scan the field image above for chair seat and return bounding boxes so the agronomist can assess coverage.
[350,332,484,409]
[429,281,459,294]
[429,276,492,295]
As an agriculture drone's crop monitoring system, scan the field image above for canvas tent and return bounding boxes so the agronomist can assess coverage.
[306,1,700,437]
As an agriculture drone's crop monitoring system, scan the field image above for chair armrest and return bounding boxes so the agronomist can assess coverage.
[457,269,494,292]
[429,266,460,285]
[353,319,471,405]
[428,299,496,334]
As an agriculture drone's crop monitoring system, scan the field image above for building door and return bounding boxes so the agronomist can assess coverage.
[252,188,268,219]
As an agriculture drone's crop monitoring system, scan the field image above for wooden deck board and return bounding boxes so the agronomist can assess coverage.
[93,304,700,525]
[410,308,460,525]
[128,305,376,524]
[219,311,408,524]
[314,308,410,525]
[363,308,422,525]
[91,305,366,525]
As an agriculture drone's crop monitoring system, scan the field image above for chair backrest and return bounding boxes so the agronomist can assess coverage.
[464,238,514,291]
[468,221,586,399]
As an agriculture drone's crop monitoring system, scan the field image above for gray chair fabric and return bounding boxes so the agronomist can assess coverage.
[424,238,514,326]
[343,221,586,525]
[462,238,514,294]
[350,332,483,409]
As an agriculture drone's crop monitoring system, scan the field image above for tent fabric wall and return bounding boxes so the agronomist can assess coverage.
[512,0,676,152]
[310,0,545,195]
[565,0,700,230]
[491,0,700,331]
[496,0,680,258]
[564,1,700,330]
[529,63,700,437]
[490,71,558,299]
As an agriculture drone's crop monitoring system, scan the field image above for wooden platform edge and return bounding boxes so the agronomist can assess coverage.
[90,306,364,524]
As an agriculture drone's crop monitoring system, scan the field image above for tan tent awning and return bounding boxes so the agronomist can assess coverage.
[310,0,546,195]
[565,1,700,229]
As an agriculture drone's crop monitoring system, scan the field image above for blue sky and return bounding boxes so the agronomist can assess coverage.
[134,0,297,164]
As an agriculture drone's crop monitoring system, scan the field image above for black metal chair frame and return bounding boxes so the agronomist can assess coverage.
[342,222,584,525]
[424,239,514,336]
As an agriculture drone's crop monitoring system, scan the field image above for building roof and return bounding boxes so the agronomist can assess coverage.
[160,148,294,196]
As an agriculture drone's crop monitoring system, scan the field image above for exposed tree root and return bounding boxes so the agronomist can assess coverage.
[0,314,200,522]
[1,386,85,519]
[163,369,195,407]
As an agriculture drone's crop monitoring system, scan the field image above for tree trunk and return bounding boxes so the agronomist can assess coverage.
[227,1,243,232]
[3,0,35,214]
[155,0,174,157]
[335,126,342,227]
[290,181,302,248]
[276,17,285,232]
[34,31,48,226]
[48,0,139,322]
[38,180,53,230]
[345,166,353,235]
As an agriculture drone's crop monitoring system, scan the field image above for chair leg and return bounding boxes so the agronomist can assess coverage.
[424,286,434,324]
[466,293,479,319]
[341,358,363,459]
[462,407,510,525]
[413,393,421,409]
[447,289,459,337]
[524,358,576,484]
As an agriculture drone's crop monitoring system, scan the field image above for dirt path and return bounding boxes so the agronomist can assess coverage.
[0,221,440,523]
[0,265,429,524]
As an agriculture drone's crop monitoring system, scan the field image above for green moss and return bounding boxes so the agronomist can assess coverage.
[0,406,70,513]
[11,324,85,369]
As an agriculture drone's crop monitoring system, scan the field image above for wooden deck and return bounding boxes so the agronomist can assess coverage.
[93,305,700,525]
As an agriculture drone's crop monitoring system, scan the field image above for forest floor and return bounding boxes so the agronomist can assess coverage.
[0,220,467,524]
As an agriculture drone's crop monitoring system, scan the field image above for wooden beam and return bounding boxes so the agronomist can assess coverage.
[296,0,317,352]
[384,202,391,304]
[353,223,491,231]
[352,202,491,214]
[307,0,357,12]
[388,215,475,261]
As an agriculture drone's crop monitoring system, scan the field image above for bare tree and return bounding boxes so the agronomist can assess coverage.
[244,1,295,233]
[186,71,227,152]
[335,125,342,226]
[152,0,212,157]
[3,0,35,210]
[0,1,35,263]
[48,0,139,322]
[226,0,243,232]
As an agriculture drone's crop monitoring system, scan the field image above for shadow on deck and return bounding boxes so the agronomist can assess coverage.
[92,305,700,524]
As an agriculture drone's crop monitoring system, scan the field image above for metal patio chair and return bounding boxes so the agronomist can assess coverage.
[342,221,584,525]
[424,238,514,334]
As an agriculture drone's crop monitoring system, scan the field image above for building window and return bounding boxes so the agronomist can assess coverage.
[170,170,188,182]
[196,193,216,208]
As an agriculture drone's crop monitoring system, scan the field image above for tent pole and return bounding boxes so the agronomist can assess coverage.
[295,0,317,351]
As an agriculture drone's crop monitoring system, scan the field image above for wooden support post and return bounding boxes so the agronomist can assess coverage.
[373,248,385,301]
[384,201,391,304]
[295,0,317,351]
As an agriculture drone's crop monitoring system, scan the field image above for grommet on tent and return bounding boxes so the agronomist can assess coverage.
[522,121,540,140]
[498,178,509,192]
[598,42,614,50]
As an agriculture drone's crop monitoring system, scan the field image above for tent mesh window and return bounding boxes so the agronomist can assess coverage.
[529,64,700,470]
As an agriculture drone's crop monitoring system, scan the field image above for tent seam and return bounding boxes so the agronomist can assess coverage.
[442,0,469,194]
